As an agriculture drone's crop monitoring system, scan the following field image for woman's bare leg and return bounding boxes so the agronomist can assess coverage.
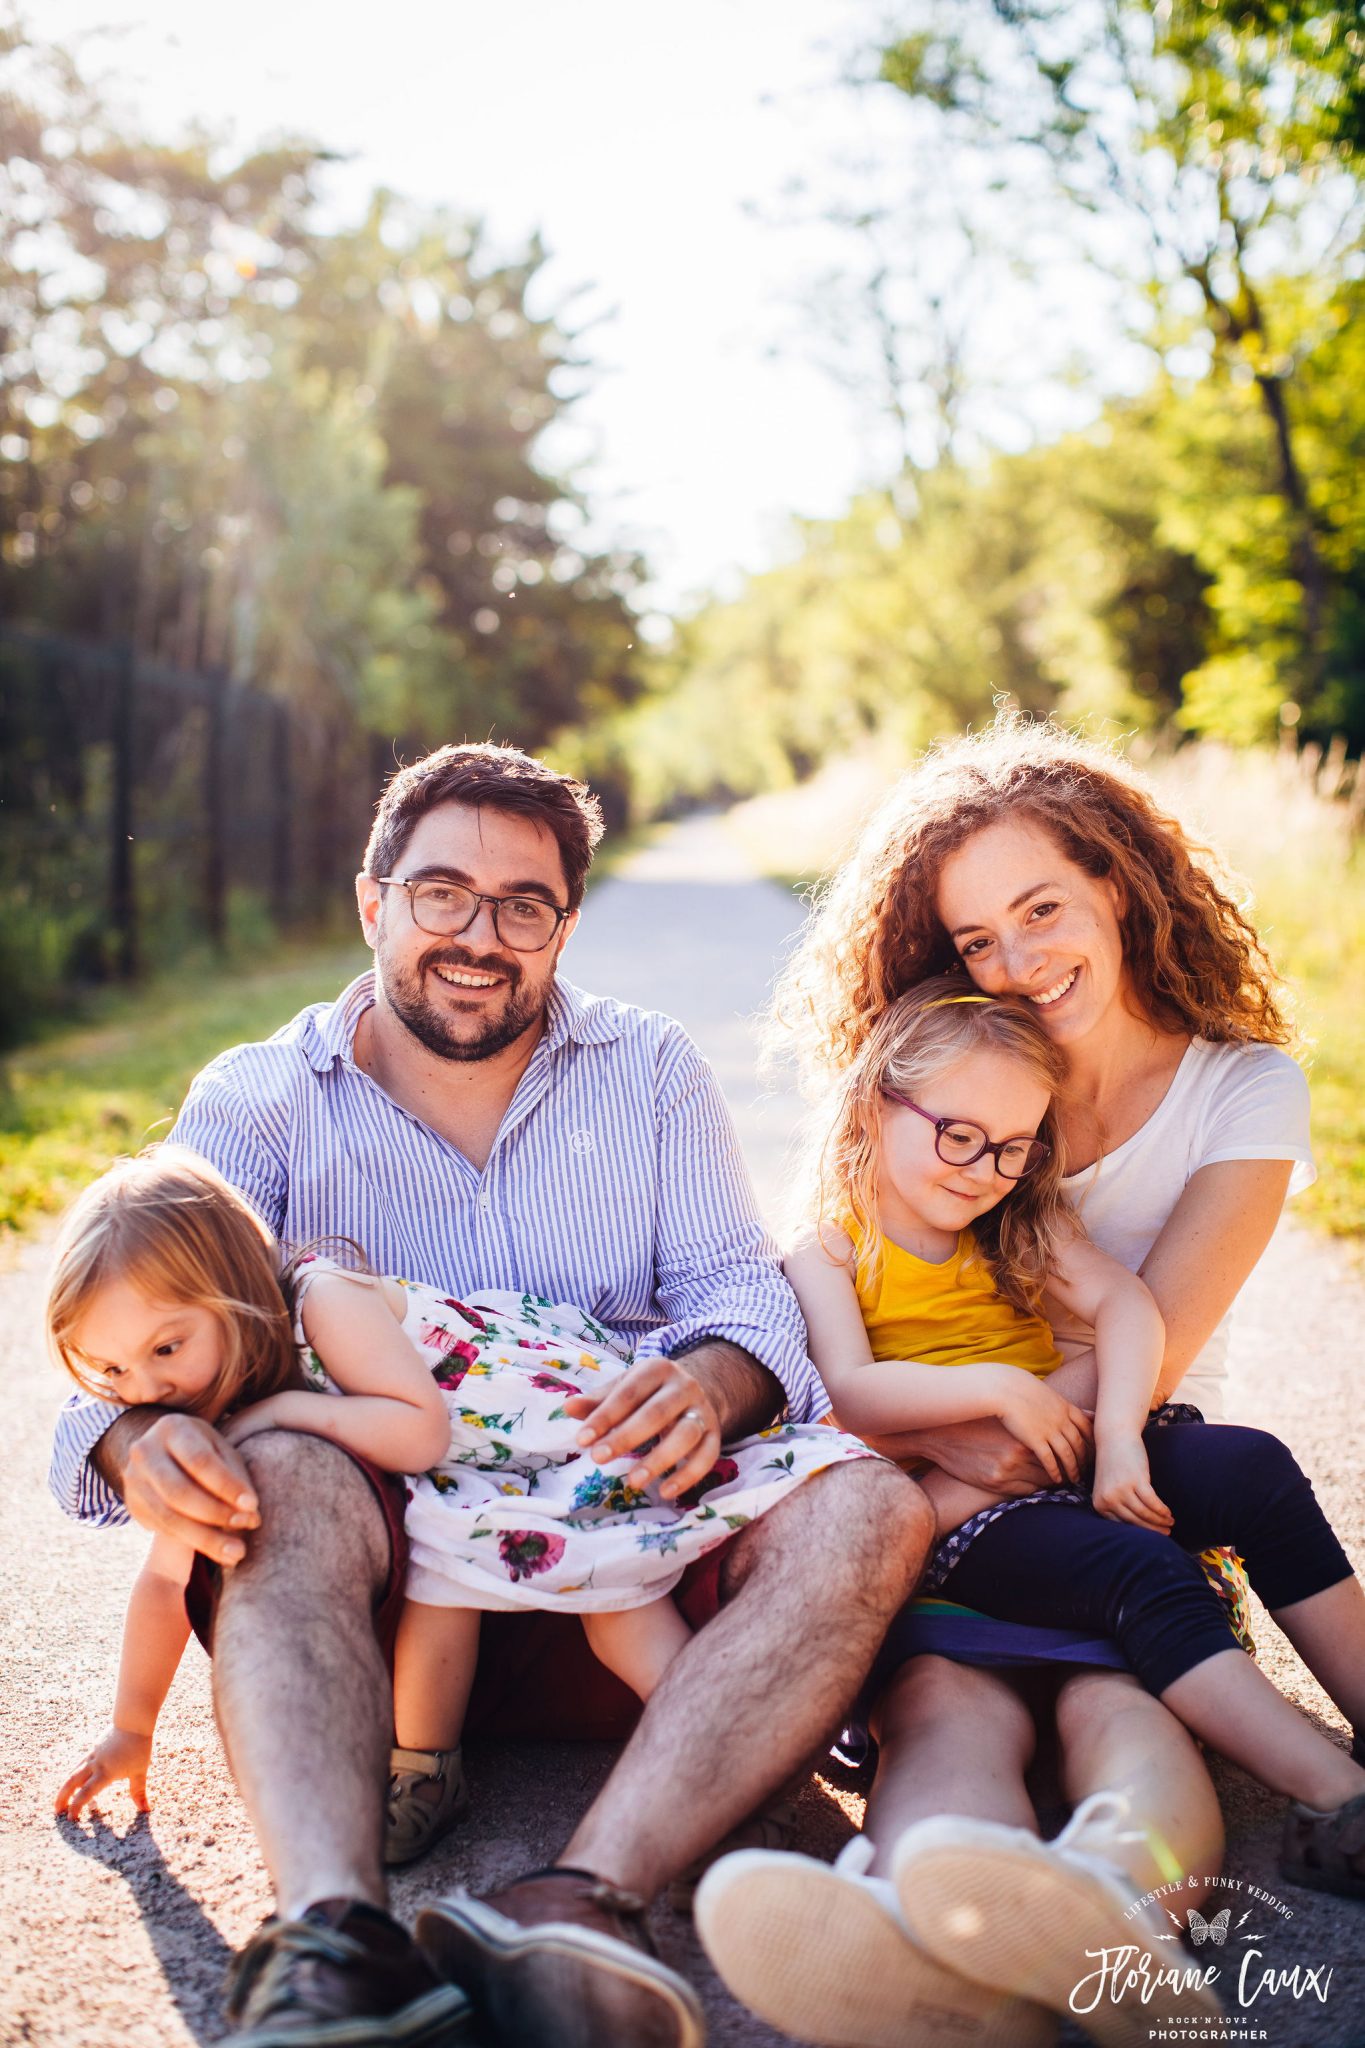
[863,1655,1038,1878]
[1055,1668,1224,1907]
[583,1596,691,1701]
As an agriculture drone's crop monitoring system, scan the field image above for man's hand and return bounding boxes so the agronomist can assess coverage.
[564,1357,724,1502]
[101,1411,260,1565]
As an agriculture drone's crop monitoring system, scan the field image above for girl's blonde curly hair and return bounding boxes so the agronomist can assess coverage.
[770,714,1289,1098]
[815,978,1073,1318]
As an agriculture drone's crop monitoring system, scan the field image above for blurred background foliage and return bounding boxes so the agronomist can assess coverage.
[568,0,1365,813]
[3,1,1364,1057]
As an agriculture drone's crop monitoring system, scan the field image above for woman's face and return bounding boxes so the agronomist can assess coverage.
[934,817,1129,1048]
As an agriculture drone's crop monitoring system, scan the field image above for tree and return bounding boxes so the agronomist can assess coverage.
[876,0,1365,718]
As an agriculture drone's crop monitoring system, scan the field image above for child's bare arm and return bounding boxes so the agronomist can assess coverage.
[222,1273,452,1473]
[1046,1233,1172,1531]
[785,1233,1089,1484]
[55,1533,192,1818]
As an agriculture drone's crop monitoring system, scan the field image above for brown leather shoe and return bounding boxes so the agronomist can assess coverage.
[225,1897,478,2046]
[416,1865,705,2048]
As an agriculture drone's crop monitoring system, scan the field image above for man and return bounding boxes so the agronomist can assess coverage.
[51,742,934,2048]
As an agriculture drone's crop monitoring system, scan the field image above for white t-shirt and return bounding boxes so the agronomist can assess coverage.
[1059,1039,1314,1419]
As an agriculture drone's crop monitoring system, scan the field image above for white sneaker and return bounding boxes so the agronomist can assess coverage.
[892,1793,1224,2048]
[695,1833,1056,2047]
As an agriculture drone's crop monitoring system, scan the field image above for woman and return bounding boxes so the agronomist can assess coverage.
[698,717,1320,2045]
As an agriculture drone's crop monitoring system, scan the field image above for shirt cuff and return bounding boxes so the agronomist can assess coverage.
[633,1318,831,1427]
[48,1393,129,1526]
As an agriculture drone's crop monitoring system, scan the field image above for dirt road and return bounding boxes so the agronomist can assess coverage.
[2,814,1361,2046]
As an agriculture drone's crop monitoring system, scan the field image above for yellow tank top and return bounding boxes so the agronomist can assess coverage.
[853,1225,1062,1378]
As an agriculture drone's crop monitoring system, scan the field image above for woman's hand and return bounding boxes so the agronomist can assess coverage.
[1092,1436,1174,1531]
[990,1369,1092,1486]
[54,1726,153,1819]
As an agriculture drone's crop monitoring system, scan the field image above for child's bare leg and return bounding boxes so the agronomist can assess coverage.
[918,1466,1003,1539]
[1272,1576,1365,1734]
[392,1601,481,1751]
[1162,1648,1365,1809]
[584,1595,691,1701]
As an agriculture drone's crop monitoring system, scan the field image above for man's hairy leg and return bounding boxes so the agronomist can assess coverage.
[210,1432,394,1918]
[562,1460,933,1899]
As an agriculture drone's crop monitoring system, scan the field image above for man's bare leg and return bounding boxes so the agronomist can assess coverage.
[563,1461,934,1897]
[210,1433,396,1917]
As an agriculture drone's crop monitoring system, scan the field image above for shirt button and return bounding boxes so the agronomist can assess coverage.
[478,1188,491,1208]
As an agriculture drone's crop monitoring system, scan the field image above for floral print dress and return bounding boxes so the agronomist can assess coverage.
[296,1264,876,1613]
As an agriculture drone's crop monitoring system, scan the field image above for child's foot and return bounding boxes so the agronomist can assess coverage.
[891,1793,1224,2048]
[1280,1788,1365,1901]
[385,1745,470,1867]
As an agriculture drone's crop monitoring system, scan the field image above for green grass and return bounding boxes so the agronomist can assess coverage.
[0,938,369,1241]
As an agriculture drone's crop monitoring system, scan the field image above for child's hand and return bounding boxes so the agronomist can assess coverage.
[54,1726,153,1820]
[991,1369,1092,1486]
[1092,1437,1174,1531]
[220,1395,290,1448]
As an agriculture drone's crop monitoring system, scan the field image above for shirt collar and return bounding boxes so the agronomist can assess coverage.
[302,970,622,1072]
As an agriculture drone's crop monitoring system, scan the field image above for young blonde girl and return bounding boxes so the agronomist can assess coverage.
[784,981,1365,1845]
[48,1148,866,1861]
[698,979,1365,2046]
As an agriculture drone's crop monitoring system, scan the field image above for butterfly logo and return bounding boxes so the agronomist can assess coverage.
[1187,1908,1231,1947]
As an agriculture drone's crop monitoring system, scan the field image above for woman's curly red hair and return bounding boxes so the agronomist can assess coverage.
[771,715,1290,1095]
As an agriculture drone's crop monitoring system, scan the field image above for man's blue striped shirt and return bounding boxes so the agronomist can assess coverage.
[49,972,828,1523]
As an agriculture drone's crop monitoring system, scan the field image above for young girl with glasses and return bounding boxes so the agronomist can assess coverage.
[790,974,1363,1803]
[47,1148,870,1861]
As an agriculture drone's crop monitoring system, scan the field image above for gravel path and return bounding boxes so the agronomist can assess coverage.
[2,813,1362,2047]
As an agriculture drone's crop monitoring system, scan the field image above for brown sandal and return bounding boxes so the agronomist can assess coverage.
[384,1745,470,1867]
[1280,1788,1365,1900]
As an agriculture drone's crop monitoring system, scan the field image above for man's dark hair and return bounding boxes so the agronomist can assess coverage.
[362,743,605,910]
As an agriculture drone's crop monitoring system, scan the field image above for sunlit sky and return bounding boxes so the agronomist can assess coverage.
[39,0,1139,613]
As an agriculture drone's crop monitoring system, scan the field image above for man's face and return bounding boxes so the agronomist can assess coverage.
[358,801,579,1063]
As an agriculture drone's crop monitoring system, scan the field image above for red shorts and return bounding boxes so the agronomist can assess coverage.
[184,1443,410,1659]
[184,1439,735,1743]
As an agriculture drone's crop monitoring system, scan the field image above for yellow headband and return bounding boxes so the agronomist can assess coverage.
[922,994,994,1010]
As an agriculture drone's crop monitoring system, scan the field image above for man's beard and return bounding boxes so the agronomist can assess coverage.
[381,942,550,1063]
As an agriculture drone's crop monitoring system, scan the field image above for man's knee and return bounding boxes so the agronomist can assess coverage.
[235,1431,390,1587]
[721,1458,932,1606]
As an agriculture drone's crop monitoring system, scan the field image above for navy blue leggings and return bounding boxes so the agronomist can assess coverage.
[937,1421,1354,1695]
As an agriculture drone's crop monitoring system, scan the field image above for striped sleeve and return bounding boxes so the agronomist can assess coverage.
[630,1026,830,1425]
[169,1052,290,1232]
[47,1391,130,1526]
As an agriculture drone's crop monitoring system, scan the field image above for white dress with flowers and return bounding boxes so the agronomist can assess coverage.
[297,1264,876,1614]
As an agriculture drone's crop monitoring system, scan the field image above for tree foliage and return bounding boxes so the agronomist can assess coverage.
[0,26,644,751]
